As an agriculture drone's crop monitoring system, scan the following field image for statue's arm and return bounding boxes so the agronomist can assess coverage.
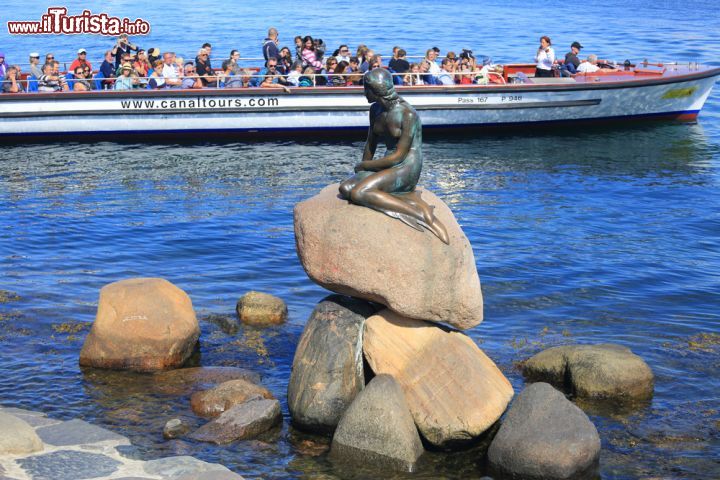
[358,110,415,171]
[355,112,378,172]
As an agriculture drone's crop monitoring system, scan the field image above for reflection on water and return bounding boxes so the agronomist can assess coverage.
[1,121,720,479]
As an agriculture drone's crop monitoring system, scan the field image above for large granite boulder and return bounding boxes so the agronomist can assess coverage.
[522,344,654,402]
[0,411,43,454]
[330,375,424,472]
[191,379,275,417]
[79,278,200,372]
[294,184,483,330]
[363,309,513,448]
[236,291,288,326]
[488,382,601,480]
[189,399,282,444]
[288,295,376,434]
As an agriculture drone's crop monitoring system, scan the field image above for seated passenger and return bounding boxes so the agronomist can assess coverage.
[114,64,135,90]
[73,66,92,91]
[562,41,583,75]
[115,53,133,76]
[347,57,360,73]
[181,63,203,89]
[278,47,293,74]
[99,50,116,88]
[196,48,217,86]
[388,49,410,74]
[335,45,351,63]
[69,48,92,73]
[220,60,244,88]
[328,61,348,86]
[424,48,441,77]
[457,63,474,84]
[38,63,67,92]
[0,53,7,79]
[29,52,42,79]
[418,60,437,85]
[148,59,167,89]
[577,54,617,73]
[2,66,22,93]
[359,49,375,73]
[286,61,303,86]
[404,63,423,86]
[134,50,150,81]
[260,59,291,92]
[437,58,456,85]
[298,66,315,87]
[161,53,182,87]
[301,36,324,73]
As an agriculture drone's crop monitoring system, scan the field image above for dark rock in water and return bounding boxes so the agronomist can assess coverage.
[17,450,122,480]
[189,399,282,444]
[143,455,240,478]
[36,419,129,447]
[151,367,261,396]
[488,383,601,480]
[236,291,288,326]
[191,379,275,417]
[330,375,424,472]
[163,418,190,440]
[522,344,654,402]
[204,314,241,335]
[288,295,377,434]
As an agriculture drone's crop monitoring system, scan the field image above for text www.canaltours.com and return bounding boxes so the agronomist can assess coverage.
[120,98,281,110]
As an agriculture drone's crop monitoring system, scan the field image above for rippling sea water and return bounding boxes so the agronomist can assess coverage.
[1,1,720,479]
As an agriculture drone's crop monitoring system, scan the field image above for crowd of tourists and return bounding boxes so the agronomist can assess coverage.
[1,30,609,93]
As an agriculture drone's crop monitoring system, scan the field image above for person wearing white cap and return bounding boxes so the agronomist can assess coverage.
[29,52,43,78]
[69,48,92,73]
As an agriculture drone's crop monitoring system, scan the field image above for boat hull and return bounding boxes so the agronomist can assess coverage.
[1,69,718,141]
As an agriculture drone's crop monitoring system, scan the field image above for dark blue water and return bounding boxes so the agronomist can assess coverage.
[2,1,720,479]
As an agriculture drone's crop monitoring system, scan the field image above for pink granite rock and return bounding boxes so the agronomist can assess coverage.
[294,184,483,330]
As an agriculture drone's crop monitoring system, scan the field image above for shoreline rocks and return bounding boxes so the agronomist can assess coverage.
[522,344,654,402]
[363,310,513,448]
[191,379,275,418]
[288,295,376,434]
[488,382,601,480]
[330,375,424,472]
[236,291,288,327]
[294,184,483,330]
[189,399,282,445]
[0,411,43,455]
[79,278,200,373]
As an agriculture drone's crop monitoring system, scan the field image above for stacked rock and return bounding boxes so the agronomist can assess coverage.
[291,184,514,471]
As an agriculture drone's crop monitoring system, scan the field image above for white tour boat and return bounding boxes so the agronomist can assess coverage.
[0,62,718,141]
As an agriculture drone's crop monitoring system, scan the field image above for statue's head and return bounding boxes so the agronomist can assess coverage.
[363,68,399,104]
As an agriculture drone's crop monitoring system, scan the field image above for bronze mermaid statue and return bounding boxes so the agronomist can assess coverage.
[339,68,449,244]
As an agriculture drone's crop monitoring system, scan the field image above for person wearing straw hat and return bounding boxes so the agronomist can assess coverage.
[29,52,42,78]
[69,48,92,73]
[114,63,135,90]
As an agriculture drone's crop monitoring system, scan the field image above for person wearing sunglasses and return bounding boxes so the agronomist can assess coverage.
[69,48,92,74]
[334,45,351,63]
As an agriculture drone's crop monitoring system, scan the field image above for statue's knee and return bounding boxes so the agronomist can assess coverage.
[338,182,351,199]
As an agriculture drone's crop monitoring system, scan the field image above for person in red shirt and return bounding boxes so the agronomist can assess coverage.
[69,48,92,73]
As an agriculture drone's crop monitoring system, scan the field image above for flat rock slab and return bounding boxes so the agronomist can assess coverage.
[294,184,483,330]
[522,343,654,402]
[488,382,601,480]
[288,295,376,433]
[331,375,424,472]
[0,406,61,428]
[36,419,129,447]
[152,367,261,396]
[143,455,237,478]
[189,399,282,444]
[175,472,245,480]
[0,411,43,454]
[191,379,274,418]
[363,310,513,448]
[17,450,122,480]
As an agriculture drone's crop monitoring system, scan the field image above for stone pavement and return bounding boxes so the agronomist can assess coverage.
[0,407,243,480]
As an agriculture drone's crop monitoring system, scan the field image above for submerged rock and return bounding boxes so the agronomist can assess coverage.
[79,278,200,372]
[288,295,376,434]
[294,184,483,330]
[151,367,261,396]
[522,343,654,402]
[330,375,424,472]
[163,418,189,440]
[191,379,275,417]
[0,411,43,454]
[236,291,288,326]
[189,399,282,444]
[488,382,601,480]
[363,309,513,448]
